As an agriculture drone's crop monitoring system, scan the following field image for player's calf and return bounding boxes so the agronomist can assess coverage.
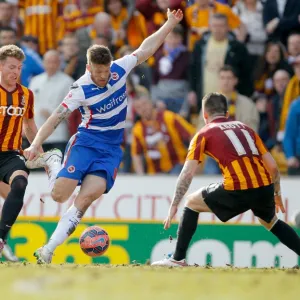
[0,175,28,241]
[259,216,300,256]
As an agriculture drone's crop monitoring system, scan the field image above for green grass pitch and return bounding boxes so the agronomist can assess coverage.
[0,263,299,300]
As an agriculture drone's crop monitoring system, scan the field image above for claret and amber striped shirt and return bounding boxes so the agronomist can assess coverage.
[132,110,195,174]
[19,0,61,54]
[0,84,34,152]
[187,118,272,190]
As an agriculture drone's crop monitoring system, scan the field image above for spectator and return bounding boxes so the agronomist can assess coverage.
[254,41,293,97]
[152,24,189,114]
[29,50,74,152]
[198,65,259,130]
[131,91,195,175]
[253,93,274,149]
[185,0,241,51]
[120,81,149,173]
[20,35,44,87]
[287,32,300,64]
[263,0,300,45]
[270,69,291,140]
[232,0,267,62]
[0,0,23,38]
[280,55,300,133]
[266,70,290,175]
[19,0,62,54]
[283,96,300,175]
[136,0,184,34]
[58,0,102,41]
[21,34,39,52]
[189,13,253,113]
[0,26,17,46]
[76,12,116,58]
[104,0,147,49]
[119,45,152,90]
[60,35,86,80]
[92,35,111,47]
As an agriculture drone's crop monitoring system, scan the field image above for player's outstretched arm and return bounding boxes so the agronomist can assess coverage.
[23,117,44,153]
[133,8,183,65]
[164,160,198,229]
[24,105,72,160]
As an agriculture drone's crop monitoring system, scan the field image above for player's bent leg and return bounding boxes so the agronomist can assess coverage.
[51,177,78,203]
[185,188,212,213]
[258,215,278,230]
[0,171,28,254]
[34,175,107,264]
[259,215,300,256]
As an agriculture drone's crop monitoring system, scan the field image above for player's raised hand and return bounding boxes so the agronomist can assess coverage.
[275,195,286,214]
[164,205,178,230]
[23,144,39,161]
[167,8,183,26]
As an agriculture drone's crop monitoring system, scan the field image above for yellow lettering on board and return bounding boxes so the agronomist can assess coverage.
[100,225,130,264]
[10,223,47,262]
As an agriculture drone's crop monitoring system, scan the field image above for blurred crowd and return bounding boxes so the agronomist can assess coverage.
[1,0,300,176]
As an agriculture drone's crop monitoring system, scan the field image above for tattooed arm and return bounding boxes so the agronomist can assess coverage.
[33,104,71,146]
[171,160,199,207]
[164,160,199,229]
[24,105,72,160]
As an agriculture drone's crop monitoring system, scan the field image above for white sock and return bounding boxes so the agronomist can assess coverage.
[45,205,83,253]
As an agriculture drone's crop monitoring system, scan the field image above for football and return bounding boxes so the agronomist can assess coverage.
[79,226,110,257]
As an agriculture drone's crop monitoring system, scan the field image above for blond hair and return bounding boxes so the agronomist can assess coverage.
[0,45,25,62]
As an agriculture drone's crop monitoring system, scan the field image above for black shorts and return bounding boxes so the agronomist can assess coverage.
[203,183,275,223]
[0,151,29,184]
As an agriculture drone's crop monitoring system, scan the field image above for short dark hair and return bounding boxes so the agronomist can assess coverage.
[219,65,237,77]
[104,0,126,13]
[86,44,113,65]
[202,93,228,117]
[211,13,228,24]
[0,44,25,62]
[288,31,300,39]
[172,24,184,38]
[0,26,16,35]
[21,35,38,44]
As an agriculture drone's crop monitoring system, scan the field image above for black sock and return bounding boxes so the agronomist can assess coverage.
[0,176,27,241]
[173,207,199,261]
[271,219,300,256]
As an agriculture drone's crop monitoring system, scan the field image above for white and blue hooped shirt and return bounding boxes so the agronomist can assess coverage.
[62,54,138,146]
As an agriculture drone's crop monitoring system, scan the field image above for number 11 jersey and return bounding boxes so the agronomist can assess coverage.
[187,117,272,190]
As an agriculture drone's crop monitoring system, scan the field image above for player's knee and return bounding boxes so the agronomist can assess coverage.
[185,194,198,210]
[51,188,68,204]
[259,215,278,230]
[10,175,28,198]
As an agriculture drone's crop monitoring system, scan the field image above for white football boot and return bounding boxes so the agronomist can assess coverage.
[26,149,63,190]
[151,255,188,267]
[2,244,19,262]
[33,246,53,264]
